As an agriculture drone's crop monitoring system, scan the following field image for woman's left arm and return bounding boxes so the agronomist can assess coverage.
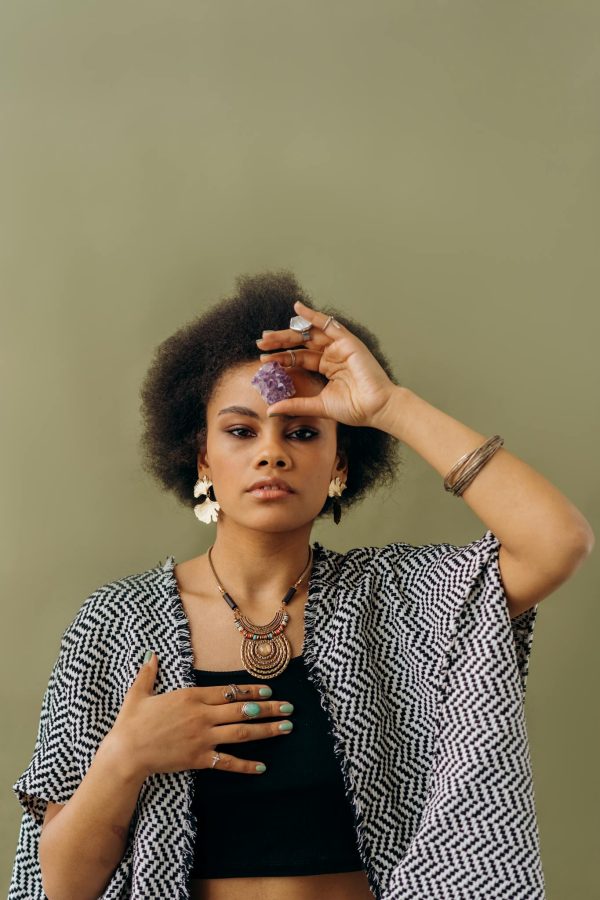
[257,299,595,620]
[370,385,595,619]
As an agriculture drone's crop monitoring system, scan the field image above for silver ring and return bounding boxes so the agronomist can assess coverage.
[242,701,260,719]
[285,350,297,368]
[323,315,335,332]
[211,751,221,768]
[223,683,250,702]
[289,315,313,341]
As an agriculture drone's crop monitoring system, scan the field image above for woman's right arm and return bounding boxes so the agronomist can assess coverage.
[39,736,146,900]
[38,650,293,899]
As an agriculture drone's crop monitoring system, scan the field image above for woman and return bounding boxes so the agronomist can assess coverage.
[10,271,594,900]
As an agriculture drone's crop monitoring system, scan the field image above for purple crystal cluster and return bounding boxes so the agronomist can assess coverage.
[251,361,296,406]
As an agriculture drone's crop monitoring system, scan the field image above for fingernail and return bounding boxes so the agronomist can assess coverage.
[279,721,293,731]
[279,703,294,713]
[143,650,154,665]
[256,763,267,773]
[259,687,272,697]
[262,330,275,336]
[256,338,265,345]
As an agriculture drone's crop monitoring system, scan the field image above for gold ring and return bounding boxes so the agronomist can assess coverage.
[287,350,296,368]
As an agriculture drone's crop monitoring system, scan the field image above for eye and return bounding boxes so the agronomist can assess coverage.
[226,427,318,441]
[226,427,255,439]
[289,428,319,440]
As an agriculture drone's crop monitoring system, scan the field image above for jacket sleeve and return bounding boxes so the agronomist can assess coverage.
[11,583,103,828]
[9,593,105,900]
[9,585,139,900]
[380,527,538,694]
[380,528,545,897]
[437,527,539,695]
[11,635,83,828]
[454,528,538,693]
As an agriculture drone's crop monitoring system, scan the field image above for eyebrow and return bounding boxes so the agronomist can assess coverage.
[217,405,303,421]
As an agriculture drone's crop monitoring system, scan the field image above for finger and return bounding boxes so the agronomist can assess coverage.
[258,348,323,372]
[195,684,273,705]
[205,749,269,775]
[213,717,294,744]
[256,302,347,349]
[292,299,347,337]
[256,327,331,351]
[132,649,158,694]
[210,697,294,724]
[265,392,327,419]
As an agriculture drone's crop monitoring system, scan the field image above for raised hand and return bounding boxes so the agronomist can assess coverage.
[256,299,395,429]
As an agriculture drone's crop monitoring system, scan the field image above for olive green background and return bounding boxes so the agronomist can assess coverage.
[2,2,598,897]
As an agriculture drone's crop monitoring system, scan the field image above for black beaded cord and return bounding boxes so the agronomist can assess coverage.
[206,545,314,677]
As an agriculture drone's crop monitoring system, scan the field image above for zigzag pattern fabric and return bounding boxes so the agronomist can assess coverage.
[9,528,544,898]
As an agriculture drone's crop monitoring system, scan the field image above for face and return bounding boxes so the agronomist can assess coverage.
[197,361,348,533]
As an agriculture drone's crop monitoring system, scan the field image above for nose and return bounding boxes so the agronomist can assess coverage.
[253,432,293,470]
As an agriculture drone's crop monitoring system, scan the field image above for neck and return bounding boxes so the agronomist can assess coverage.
[204,521,315,609]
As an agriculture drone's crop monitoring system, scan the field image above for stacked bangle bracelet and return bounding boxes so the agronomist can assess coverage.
[443,435,504,497]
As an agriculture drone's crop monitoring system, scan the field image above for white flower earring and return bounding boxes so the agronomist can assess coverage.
[328,476,347,525]
[194,475,220,524]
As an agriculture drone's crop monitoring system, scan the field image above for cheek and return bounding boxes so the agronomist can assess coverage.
[302,468,332,496]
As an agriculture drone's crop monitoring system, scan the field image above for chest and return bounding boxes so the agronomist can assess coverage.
[176,580,308,670]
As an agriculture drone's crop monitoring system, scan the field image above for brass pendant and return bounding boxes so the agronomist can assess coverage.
[235,606,291,677]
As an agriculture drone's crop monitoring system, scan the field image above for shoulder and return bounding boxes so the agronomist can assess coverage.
[58,556,176,653]
[315,529,498,564]
[313,530,500,588]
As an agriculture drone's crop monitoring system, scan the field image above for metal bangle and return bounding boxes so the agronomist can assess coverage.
[446,438,502,496]
[443,435,504,497]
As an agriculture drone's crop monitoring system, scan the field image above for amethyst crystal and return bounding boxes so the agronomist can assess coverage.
[251,361,296,406]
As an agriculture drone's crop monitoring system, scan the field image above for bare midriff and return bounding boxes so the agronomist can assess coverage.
[189,871,374,900]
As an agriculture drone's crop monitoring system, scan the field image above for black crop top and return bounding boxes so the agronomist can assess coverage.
[189,654,364,879]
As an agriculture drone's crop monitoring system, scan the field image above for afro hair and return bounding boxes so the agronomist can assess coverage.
[138,269,404,520]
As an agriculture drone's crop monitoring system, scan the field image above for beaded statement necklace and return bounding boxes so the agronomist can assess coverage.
[206,545,313,678]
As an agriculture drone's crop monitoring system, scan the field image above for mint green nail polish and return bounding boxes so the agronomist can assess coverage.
[256,763,267,773]
[279,721,293,731]
[143,650,154,664]
[259,687,272,697]
[279,703,294,714]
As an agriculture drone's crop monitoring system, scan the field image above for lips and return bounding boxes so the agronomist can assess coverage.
[247,478,294,493]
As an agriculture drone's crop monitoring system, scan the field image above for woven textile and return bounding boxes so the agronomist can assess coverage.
[9,529,544,898]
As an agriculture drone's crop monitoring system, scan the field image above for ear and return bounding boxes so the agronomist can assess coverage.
[197,453,209,475]
[332,448,349,484]
[196,431,209,476]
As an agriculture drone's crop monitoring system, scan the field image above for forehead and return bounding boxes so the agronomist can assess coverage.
[208,360,325,412]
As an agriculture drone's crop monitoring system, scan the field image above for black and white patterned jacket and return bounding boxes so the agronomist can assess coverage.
[9,529,545,899]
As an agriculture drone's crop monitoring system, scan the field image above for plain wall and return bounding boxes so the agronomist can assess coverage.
[2,2,598,897]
